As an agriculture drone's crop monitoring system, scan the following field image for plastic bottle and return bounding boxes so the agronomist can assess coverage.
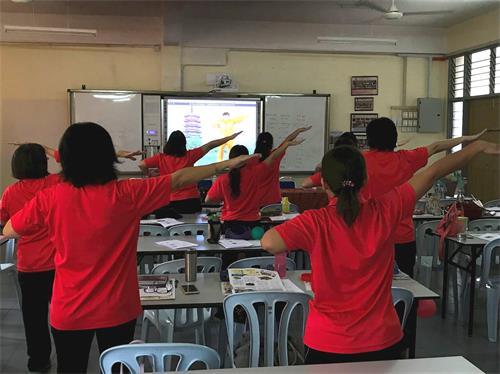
[281,197,290,214]
[274,253,287,278]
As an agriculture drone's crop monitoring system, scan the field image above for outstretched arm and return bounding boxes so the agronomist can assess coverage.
[410,140,499,199]
[263,139,305,167]
[116,150,143,161]
[426,129,487,156]
[170,154,260,191]
[201,132,242,154]
[279,126,312,146]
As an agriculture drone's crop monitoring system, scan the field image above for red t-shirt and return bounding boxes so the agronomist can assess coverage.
[258,152,285,206]
[362,148,429,243]
[207,162,270,221]
[309,171,322,187]
[143,148,205,201]
[0,174,62,272]
[274,183,416,354]
[54,150,60,163]
[11,176,172,330]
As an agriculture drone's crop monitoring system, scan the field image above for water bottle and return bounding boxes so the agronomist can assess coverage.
[281,197,290,214]
[275,253,287,278]
[207,213,222,244]
[184,249,197,282]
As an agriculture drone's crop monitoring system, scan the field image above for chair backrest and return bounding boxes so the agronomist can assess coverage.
[468,219,500,232]
[484,199,500,208]
[1,239,16,264]
[391,287,414,328]
[100,343,220,373]
[260,203,299,215]
[415,220,441,256]
[198,179,213,191]
[279,181,296,189]
[139,225,167,237]
[228,256,296,271]
[168,224,208,237]
[481,238,500,286]
[152,257,222,274]
[224,292,310,367]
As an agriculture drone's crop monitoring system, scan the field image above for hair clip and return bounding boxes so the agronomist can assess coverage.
[342,180,355,188]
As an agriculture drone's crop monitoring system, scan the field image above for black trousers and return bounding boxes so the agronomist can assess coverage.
[305,339,405,365]
[152,198,201,218]
[394,240,416,278]
[17,269,55,371]
[51,319,136,373]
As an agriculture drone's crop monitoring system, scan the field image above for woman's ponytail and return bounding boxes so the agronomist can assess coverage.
[336,185,361,227]
[227,145,249,199]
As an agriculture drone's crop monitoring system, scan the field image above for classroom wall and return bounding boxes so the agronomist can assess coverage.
[446,6,500,53]
[0,44,162,191]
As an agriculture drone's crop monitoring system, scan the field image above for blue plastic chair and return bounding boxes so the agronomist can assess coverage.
[391,287,414,328]
[223,292,310,367]
[279,181,296,189]
[141,257,222,345]
[481,238,500,342]
[228,256,296,271]
[198,179,213,191]
[168,224,209,237]
[100,343,220,373]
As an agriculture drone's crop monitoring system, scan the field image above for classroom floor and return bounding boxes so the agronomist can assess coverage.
[1,267,499,374]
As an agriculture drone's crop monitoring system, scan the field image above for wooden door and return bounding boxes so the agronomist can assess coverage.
[466,97,500,202]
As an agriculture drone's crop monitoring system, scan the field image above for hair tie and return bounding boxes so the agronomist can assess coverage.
[342,180,355,188]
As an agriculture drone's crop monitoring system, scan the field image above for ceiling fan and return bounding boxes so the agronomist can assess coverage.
[341,0,454,20]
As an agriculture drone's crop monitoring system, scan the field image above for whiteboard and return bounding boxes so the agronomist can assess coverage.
[264,96,328,172]
[71,92,142,173]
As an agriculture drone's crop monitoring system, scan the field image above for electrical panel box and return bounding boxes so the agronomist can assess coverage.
[417,98,444,133]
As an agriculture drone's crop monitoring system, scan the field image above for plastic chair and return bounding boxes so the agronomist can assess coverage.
[100,343,220,373]
[279,181,296,189]
[391,287,414,328]
[198,179,213,191]
[168,224,208,237]
[228,256,296,271]
[415,220,441,287]
[260,203,299,216]
[223,292,310,367]
[0,239,21,308]
[484,199,500,208]
[468,219,500,232]
[139,224,168,237]
[481,238,500,342]
[141,257,222,346]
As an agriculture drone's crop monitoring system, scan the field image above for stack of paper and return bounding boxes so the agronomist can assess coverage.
[139,275,175,301]
[218,239,252,248]
[469,233,500,241]
[140,218,184,228]
[268,213,300,222]
[155,240,198,250]
[228,268,285,293]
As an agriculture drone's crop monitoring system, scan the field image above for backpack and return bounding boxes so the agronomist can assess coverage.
[436,202,461,260]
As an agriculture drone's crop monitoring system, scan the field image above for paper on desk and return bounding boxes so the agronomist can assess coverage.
[218,239,252,248]
[468,233,500,241]
[155,240,198,250]
[269,213,300,222]
[247,240,261,247]
[303,281,312,292]
[282,279,305,293]
[140,218,184,228]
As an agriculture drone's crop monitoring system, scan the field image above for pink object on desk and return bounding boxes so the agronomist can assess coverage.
[274,253,286,278]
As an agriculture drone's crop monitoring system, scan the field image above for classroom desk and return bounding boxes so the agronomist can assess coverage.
[141,270,439,359]
[438,231,500,336]
[280,188,329,212]
[191,356,483,373]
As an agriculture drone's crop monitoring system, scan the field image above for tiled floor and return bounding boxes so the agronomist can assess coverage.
[1,266,499,373]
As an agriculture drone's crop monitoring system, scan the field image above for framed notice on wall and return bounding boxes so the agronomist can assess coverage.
[354,97,374,111]
[351,76,378,96]
[350,113,378,133]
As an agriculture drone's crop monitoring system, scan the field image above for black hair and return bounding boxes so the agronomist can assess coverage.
[59,122,118,188]
[254,132,273,161]
[163,130,187,157]
[334,132,358,148]
[11,143,49,180]
[321,145,366,226]
[366,117,398,151]
[228,145,249,198]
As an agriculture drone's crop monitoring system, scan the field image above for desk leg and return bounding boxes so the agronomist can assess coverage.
[441,240,449,319]
[468,247,477,337]
[407,301,417,359]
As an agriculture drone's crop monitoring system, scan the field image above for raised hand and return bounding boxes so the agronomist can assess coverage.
[285,126,312,142]
[116,150,144,160]
[8,142,24,146]
[228,131,243,140]
[287,138,305,147]
[463,129,487,142]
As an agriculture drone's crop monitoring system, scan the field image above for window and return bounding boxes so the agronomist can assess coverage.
[495,46,500,94]
[470,49,491,96]
[451,102,463,153]
[453,56,465,98]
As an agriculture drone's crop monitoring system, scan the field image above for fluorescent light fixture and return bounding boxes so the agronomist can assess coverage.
[93,94,135,101]
[317,36,397,46]
[3,25,97,36]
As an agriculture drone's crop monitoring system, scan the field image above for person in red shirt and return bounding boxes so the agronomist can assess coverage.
[0,144,62,372]
[2,122,256,374]
[251,127,311,206]
[206,137,304,235]
[301,132,358,188]
[261,140,499,364]
[138,130,242,216]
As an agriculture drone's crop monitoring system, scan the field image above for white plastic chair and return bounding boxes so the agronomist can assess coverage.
[415,220,441,287]
[481,238,500,342]
[139,224,168,237]
[391,287,414,328]
[469,219,500,232]
[223,292,310,368]
[0,238,21,308]
[100,343,220,373]
[484,199,500,208]
[168,224,208,237]
[228,256,296,271]
[141,257,222,346]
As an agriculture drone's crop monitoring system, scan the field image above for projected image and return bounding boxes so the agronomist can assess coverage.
[166,98,259,165]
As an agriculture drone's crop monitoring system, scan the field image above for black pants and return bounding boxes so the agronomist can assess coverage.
[394,241,416,278]
[152,198,201,218]
[18,270,55,371]
[51,319,136,373]
[305,339,405,365]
